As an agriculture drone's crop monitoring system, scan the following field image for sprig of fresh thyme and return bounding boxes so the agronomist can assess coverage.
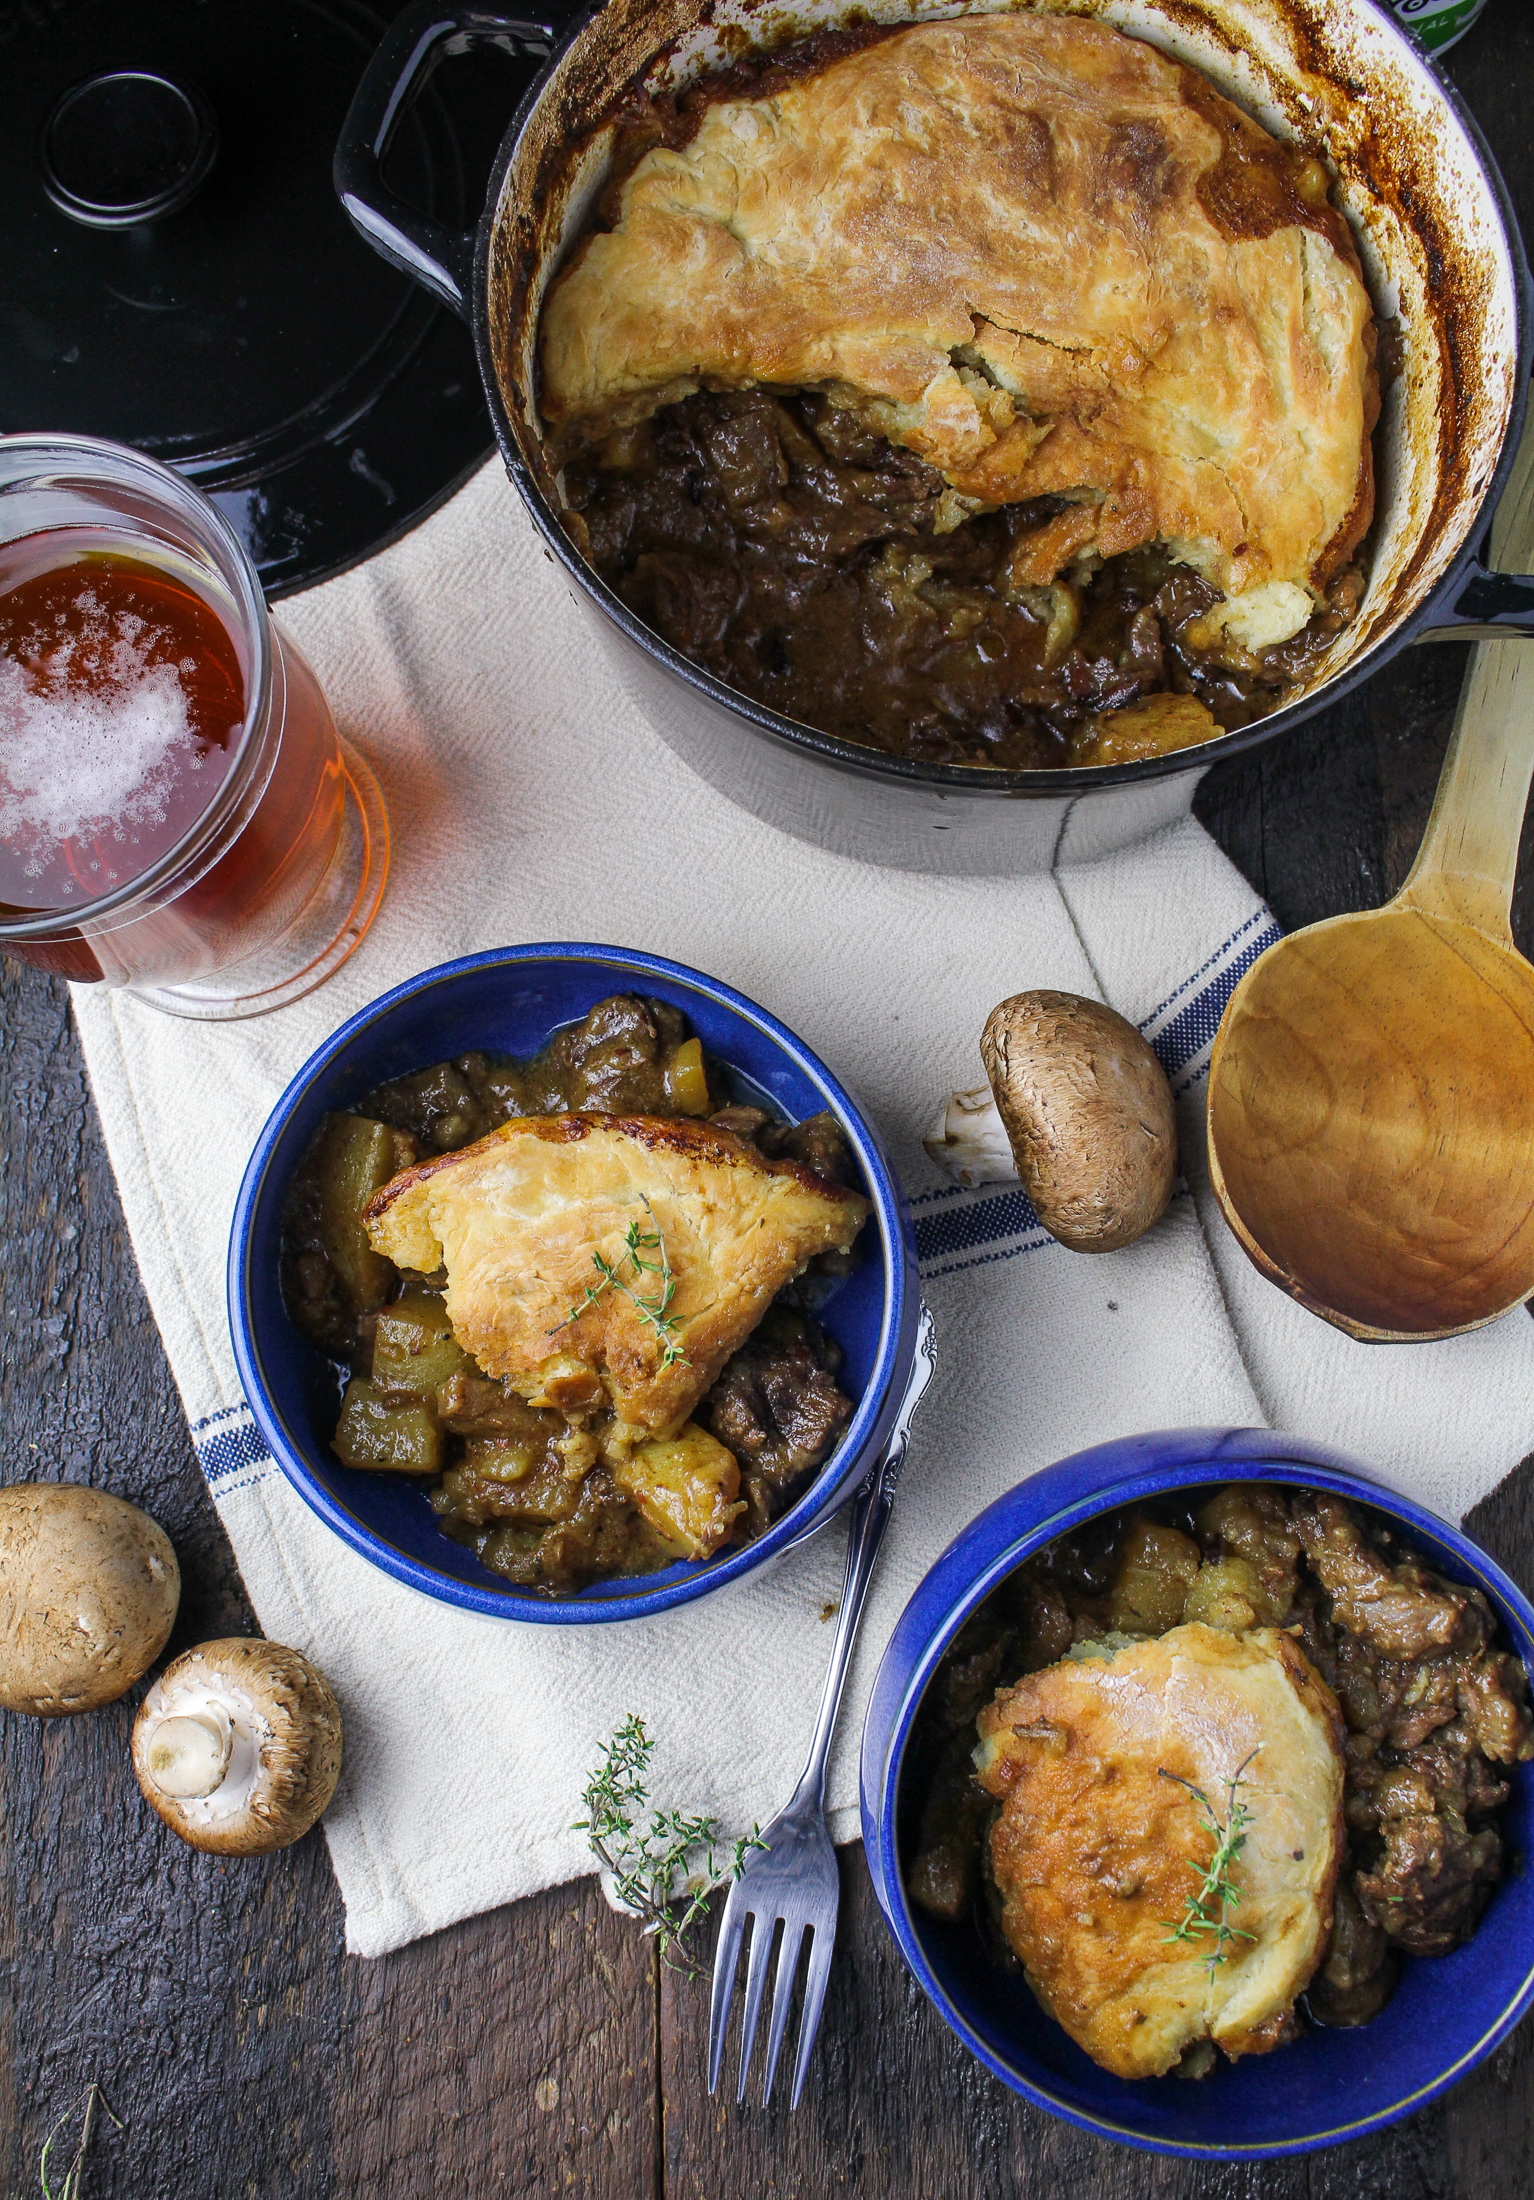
[1160,1749,1260,1977]
[575,1714,763,1975]
[552,1196,689,1370]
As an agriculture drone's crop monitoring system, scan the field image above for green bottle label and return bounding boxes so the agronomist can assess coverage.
[1392,0,1490,54]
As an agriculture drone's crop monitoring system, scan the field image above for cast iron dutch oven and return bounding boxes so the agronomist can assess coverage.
[335,0,1534,873]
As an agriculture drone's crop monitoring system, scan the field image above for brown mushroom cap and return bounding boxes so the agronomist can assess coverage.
[980,990,1177,1253]
[131,1637,343,1855]
[0,1484,180,1716]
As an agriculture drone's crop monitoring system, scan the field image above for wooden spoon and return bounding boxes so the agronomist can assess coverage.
[1206,412,1534,1341]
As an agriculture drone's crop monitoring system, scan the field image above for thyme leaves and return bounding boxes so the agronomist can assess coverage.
[552,1196,689,1370]
[1159,1749,1260,1977]
[575,1714,763,1976]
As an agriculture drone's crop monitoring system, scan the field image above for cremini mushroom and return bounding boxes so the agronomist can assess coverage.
[924,990,1177,1252]
[132,1637,343,1855]
[0,1483,179,1716]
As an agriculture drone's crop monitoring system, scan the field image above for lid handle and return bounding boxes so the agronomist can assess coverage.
[334,1,559,319]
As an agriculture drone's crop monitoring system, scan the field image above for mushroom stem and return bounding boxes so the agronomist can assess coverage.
[923,1085,1019,1188]
[143,1707,234,1800]
[131,1638,343,1855]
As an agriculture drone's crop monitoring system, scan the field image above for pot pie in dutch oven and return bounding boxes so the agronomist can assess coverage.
[539,13,1379,770]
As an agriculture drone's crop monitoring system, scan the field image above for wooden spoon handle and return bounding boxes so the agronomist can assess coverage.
[1399,404,1534,942]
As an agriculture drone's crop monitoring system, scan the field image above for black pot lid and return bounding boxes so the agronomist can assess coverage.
[2,0,517,597]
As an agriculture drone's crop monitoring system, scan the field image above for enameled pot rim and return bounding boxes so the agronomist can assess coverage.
[228,941,919,1624]
[857,1425,1534,2156]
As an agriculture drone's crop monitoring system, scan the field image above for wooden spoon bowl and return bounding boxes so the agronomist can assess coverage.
[1208,901,1534,1337]
[1207,414,1534,1341]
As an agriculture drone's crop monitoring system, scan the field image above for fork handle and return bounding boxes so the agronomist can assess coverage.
[791,1303,935,1809]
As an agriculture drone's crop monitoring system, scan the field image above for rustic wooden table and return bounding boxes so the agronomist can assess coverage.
[5,8,1534,2192]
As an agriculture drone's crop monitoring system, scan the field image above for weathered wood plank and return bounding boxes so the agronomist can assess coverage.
[329,1886,657,2198]
[0,957,652,2200]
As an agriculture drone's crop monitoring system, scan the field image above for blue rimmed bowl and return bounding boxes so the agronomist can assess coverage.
[859,1427,1534,2158]
[229,943,919,1623]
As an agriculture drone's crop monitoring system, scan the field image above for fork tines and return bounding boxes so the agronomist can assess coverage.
[707,1877,836,2109]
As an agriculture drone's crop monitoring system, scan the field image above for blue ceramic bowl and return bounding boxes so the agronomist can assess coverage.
[860,1427,1534,2158]
[230,943,918,1622]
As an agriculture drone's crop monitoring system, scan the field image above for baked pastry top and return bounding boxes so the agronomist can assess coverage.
[540,13,1377,650]
[364,1113,869,1439]
[973,1621,1346,2080]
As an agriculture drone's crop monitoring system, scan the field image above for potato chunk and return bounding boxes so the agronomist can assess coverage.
[283,1112,420,1352]
[372,1289,470,1402]
[1186,1556,1268,1634]
[333,1379,444,1475]
[1106,1519,1202,1635]
[314,1115,416,1311]
[613,1425,744,1559]
[662,1037,712,1116]
[1196,1487,1299,1620]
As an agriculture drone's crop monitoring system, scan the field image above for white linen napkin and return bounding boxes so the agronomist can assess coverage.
[70,458,1534,1957]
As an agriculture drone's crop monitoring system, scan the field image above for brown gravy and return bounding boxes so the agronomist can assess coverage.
[566,388,1362,770]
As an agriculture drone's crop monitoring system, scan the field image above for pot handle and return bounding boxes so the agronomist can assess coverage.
[334,0,560,319]
[1416,561,1534,642]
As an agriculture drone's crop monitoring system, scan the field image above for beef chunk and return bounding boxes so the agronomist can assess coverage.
[1306,1881,1398,2027]
[1356,1813,1503,1954]
[909,1733,993,1921]
[703,1307,851,1494]
[755,1108,859,1188]
[709,1102,860,1190]
[1292,1493,1488,1657]
[1021,1583,1074,1673]
[550,992,689,1113]
[1456,1649,1534,1762]
[435,1372,558,1440]
[709,1104,774,1142]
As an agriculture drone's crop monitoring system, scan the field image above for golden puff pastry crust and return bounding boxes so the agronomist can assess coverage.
[540,14,1376,628]
[364,1114,868,1439]
[973,1622,1346,2080]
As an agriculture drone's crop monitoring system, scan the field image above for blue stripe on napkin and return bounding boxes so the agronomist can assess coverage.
[192,1403,275,1494]
[1144,913,1280,1093]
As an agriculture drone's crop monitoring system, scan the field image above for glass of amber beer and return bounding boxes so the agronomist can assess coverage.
[0,435,388,1015]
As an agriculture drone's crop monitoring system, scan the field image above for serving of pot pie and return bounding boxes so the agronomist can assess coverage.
[906,1485,1534,2079]
[540,13,1380,770]
[280,994,872,1593]
[364,1112,868,1442]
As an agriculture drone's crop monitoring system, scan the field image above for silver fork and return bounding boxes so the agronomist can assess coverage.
[707,1302,938,2109]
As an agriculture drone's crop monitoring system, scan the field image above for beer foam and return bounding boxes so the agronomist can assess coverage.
[0,607,202,875]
